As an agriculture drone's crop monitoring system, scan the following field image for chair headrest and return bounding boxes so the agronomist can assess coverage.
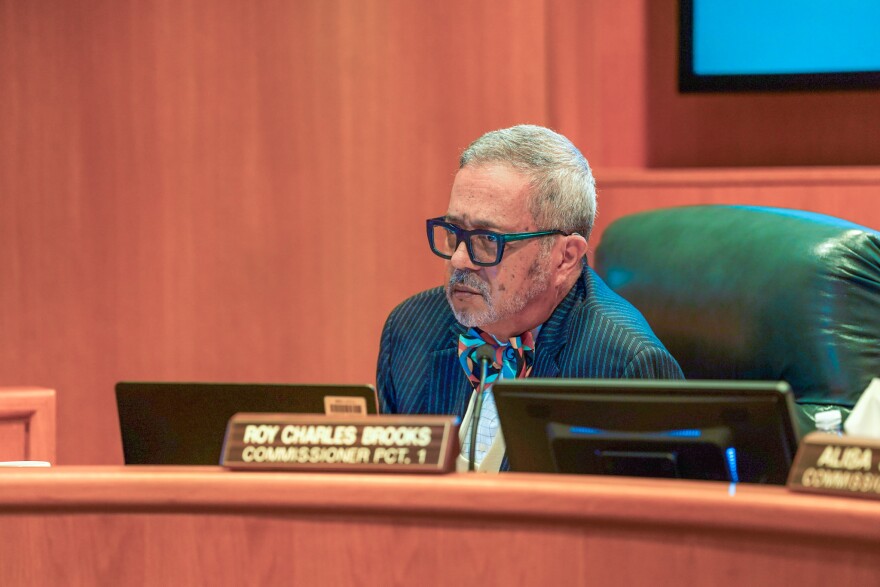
[595,205,880,406]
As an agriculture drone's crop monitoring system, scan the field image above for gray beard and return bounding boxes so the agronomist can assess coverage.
[445,257,551,329]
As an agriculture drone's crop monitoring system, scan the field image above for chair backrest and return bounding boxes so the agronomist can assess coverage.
[594,205,880,414]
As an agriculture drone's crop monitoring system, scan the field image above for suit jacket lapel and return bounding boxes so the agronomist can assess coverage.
[533,268,585,377]
[424,321,471,416]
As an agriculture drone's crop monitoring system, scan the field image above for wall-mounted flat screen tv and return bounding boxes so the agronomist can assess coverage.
[680,0,880,92]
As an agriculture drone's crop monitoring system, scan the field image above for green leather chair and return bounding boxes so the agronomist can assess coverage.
[594,205,880,433]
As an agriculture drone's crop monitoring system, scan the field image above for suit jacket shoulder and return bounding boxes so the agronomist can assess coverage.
[546,267,683,380]
[377,287,468,414]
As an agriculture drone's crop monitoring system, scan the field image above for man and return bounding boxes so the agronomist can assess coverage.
[377,125,683,472]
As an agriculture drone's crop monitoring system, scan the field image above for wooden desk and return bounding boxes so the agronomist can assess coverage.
[1,468,878,585]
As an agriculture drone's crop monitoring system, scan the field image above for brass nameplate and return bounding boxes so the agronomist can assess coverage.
[222,413,459,473]
[787,432,880,499]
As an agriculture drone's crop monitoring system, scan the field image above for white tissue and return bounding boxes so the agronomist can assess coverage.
[844,378,880,438]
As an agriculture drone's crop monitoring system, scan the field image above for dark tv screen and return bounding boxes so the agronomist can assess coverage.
[680,0,880,92]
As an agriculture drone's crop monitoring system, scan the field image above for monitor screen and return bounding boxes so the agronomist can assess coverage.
[680,0,880,92]
[494,379,801,484]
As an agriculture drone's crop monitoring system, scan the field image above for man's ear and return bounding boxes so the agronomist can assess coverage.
[558,234,589,275]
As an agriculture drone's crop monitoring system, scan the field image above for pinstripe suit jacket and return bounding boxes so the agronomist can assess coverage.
[377,264,684,417]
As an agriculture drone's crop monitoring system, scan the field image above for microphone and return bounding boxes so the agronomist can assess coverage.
[468,344,495,472]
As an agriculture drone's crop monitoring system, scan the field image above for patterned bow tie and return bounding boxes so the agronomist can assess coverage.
[457,327,536,390]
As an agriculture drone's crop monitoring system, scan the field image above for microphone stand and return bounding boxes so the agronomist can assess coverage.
[468,346,494,472]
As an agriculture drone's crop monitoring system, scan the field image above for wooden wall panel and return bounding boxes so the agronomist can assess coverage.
[547,0,650,168]
[548,0,880,169]
[644,0,880,167]
[4,0,879,466]
[0,0,549,464]
[0,388,56,462]
[590,168,880,249]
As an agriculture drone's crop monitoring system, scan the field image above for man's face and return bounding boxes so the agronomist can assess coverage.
[443,163,555,338]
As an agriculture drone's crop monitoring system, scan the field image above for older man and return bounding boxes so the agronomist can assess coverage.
[377,125,683,472]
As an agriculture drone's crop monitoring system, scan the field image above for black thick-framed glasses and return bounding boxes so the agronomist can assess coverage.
[426,217,570,267]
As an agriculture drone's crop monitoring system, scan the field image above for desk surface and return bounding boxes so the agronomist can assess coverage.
[1,467,879,585]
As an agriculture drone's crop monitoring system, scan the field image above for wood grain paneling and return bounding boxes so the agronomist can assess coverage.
[591,167,880,248]
[547,0,651,168]
[0,388,56,462]
[2,469,880,585]
[0,0,549,464]
[4,0,880,465]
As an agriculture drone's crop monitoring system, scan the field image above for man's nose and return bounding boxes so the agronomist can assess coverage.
[449,240,479,270]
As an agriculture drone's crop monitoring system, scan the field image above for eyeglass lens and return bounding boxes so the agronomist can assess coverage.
[431,224,500,264]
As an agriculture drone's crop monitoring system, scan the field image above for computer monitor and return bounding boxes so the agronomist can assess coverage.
[116,381,378,465]
[494,379,801,484]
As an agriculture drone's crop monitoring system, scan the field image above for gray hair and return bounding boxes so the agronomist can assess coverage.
[459,125,597,241]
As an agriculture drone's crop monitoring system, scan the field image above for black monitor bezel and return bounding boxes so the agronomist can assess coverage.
[494,378,801,485]
[679,0,880,93]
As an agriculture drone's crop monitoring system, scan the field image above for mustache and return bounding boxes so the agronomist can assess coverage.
[446,270,490,296]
